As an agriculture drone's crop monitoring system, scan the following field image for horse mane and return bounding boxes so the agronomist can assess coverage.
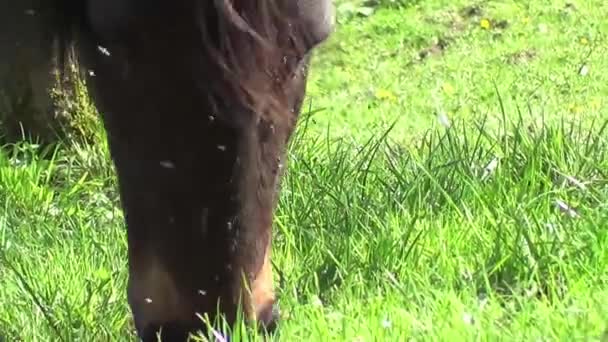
[195,0,311,124]
[48,0,311,124]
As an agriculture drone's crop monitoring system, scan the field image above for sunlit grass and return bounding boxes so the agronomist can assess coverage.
[1,109,606,340]
[307,0,608,139]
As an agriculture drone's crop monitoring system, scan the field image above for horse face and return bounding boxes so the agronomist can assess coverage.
[80,1,333,340]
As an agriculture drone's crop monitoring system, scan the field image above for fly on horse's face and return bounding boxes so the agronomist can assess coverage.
[65,0,334,340]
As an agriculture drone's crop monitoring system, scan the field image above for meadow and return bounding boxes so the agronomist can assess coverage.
[1,0,607,340]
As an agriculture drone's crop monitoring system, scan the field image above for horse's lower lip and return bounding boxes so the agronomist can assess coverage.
[139,321,195,342]
[137,310,279,341]
[258,301,281,333]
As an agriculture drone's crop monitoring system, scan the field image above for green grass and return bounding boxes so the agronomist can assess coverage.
[1,0,608,341]
[308,0,608,139]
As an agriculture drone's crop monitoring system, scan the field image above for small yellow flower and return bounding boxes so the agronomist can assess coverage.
[522,16,531,24]
[442,82,456,96]
[568,103,583,114]
[480,18,491,30]
[580,37,589,45]
[374,88,398,102]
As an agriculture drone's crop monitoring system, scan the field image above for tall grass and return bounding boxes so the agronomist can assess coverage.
[1,104,605,340]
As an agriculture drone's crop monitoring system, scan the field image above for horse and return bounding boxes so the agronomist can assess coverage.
[6,0,334,340]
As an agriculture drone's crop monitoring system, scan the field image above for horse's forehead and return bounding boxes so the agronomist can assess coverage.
[86,0,335,50]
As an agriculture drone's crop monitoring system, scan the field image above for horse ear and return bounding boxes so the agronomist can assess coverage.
[297,0,335,51]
